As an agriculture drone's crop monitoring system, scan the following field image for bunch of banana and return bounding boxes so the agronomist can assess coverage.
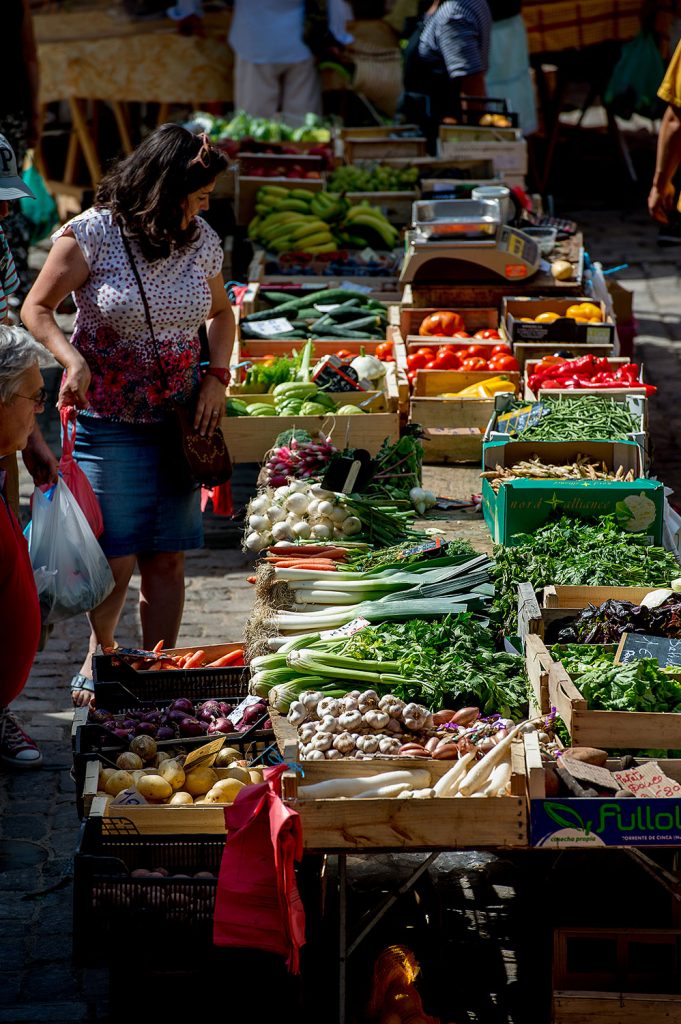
[338,201,400,250]
[309,190,348,223]
[249,185,338,254]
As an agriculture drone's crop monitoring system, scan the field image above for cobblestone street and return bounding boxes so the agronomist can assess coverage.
[0,204,680,1021]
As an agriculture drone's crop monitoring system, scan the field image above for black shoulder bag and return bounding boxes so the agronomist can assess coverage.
[119,226,232,488]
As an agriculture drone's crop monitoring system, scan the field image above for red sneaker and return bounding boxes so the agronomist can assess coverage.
[0,707,43,769]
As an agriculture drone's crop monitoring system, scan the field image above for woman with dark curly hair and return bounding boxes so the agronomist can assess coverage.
[22,124,235,705]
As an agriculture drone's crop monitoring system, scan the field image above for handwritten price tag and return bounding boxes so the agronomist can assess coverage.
[246,318,294,337]
[613,762,681,798]
[320,617,370,640]
[111,787,148,806]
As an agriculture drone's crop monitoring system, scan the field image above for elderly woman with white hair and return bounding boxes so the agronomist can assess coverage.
[0,324,49,767]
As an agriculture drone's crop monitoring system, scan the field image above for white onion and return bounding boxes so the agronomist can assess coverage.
[271,521,293,541]
[311,523,331,539]
[273,540,291,548]
[333,527,345,540]
[267,506,286,523]
[250,495,269,514]
[248,514,269,532]
[310,485,334,500]
[330,505,348,524]
[318,500,335,517]
[286,492,311,515]
[342,516,362,536]
[307,499,319,518]
[293,521,311,539]
[289,479,309,493]
[274,486,291,501]
[245,531,268,552]
[286,512,302,526]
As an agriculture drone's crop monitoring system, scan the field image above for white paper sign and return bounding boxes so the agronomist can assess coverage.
[320,617,370,640]
[246,318,294,336]
[340,281,372,294]
[111,787,148,806]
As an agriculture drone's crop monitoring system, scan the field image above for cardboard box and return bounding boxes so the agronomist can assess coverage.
[481,439,663,545]
[398,305,500,342]
[437,125,528,177]
[485,391,647,453]
[503,296,615,346]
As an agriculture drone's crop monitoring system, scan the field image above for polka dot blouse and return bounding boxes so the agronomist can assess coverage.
[53,207,223,424]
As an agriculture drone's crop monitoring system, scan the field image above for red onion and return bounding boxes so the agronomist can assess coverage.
[207,717,233,734]
[178,716,204,737]
[170,698,194,714]
[156,726,175,740]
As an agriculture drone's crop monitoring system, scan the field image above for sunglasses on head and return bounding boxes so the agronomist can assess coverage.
[189,131,212,169]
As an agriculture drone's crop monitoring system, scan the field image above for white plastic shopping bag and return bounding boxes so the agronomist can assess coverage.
[28,478,114,623]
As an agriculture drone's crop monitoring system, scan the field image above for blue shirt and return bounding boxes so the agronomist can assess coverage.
[419,0,491,79]
[229,0,311,65]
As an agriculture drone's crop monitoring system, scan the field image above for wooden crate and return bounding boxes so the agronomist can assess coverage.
[398,305,499,341]
[340,126,428,162]
[226,389,388,413]
[412,368,521,397]
[553,989,681,1022]
[518,584,662,644]
[526,635,681,749]
[279,754,528,851]
[511,341,614,370]
[235,175,324,225]
[231,332,408,415]
[220,403,400,463]
[86,794,229,835]
[248,253,401,303]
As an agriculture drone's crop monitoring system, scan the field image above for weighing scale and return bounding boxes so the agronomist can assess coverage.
[400,224,541,284]
[399,198,541,284]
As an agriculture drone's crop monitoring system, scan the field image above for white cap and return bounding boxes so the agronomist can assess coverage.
[0,134,35,200]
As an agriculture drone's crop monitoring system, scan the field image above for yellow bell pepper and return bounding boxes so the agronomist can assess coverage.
[441,375,516,399]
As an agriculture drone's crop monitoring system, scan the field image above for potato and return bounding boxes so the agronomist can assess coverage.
[155,751,172,764]
[169,791,193,805]
[216,765,250,785]
[104,770,134,796]
[136,774,173,802]
[214,746,243,767]
[129,735,157,762]
[183,766,218,797]
[98,767,117,789]
[116,752,143,771]
[158,758,186,791]
[204,778,245,803]
[551,259,573,281]
[562,747,608,767]
[249,769,264,785]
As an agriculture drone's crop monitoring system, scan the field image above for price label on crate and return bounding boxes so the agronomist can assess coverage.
[495,402,549,435]
[111,787,148,806]
[228,694,264,728]
[183,736,226,774]
[320,617,370,640]
[396,538,443,559]
[246,318,294,337]
[613,762,681,799]
[340,281,372,294]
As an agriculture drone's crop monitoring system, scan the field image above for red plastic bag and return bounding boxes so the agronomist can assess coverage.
[59,408,104,538]
[200,481,233,517]
[213,762,306,973]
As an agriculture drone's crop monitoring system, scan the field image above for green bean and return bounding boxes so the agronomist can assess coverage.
[514,396,640,442]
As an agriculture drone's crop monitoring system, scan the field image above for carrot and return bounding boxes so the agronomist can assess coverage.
[152,640,165,654]
[205,648,245,668]
[265,545,349,558]
[246,575,257,584]
[184,649,207,669]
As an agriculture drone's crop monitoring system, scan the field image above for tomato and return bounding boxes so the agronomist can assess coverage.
[418,310,466,337]
[461,357,488,371]
[407,352,429,371]
[489,354,520,372]
[375,342,394,361]
[491,343,512,355]
[335,349,354,360]
[434,351,461,369]
[466,344,490,359]
[474,329,501,340]
[451,331,470,340]
[424,360,440,370]
[407,370,419,386]
[416,347,436,359]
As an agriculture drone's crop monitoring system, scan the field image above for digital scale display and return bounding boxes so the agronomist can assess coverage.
[400,225,541,284]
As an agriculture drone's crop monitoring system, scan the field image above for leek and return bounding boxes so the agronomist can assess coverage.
[274,597,486,632]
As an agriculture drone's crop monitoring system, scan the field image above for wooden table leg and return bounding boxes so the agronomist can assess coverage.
[68,97,101,188]
[111,101,133,155]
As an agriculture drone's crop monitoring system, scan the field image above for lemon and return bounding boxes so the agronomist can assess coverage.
[535,312,560,324]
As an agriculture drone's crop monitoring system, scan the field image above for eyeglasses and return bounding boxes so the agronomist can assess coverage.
[189,131,212,169]
[13,387,47,410]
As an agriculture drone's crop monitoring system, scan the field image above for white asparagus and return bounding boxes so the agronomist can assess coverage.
[433,751,476,797]
[350,782,411,799]
[483,760,512,797]
[458,724,524,797]
[299,769,431,800]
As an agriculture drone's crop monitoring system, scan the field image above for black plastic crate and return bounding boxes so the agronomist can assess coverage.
[93,651,248,702]
[73,818,224,967]
[452,95,519,128]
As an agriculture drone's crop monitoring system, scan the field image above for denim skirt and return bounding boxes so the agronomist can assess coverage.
[72,415,202,559]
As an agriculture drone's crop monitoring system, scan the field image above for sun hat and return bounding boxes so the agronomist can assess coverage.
[0,134,35,200]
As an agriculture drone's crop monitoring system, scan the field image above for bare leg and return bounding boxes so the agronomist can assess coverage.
[72,554,137,707]
[137,551,185,650]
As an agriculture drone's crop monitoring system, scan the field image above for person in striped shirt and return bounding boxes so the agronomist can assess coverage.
[399,0,492,149]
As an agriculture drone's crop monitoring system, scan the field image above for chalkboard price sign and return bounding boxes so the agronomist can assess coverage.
[615,632,681,669]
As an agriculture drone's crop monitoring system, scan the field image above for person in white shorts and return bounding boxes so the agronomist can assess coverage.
[229,0,323,119]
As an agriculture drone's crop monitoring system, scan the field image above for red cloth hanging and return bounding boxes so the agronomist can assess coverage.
[201,480,233,516]
[58,407,104,538]
[213,763,306,973]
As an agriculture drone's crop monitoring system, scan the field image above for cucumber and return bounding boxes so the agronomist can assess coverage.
[262,291,296,304]
[311,328,376,339]
[335,315,382,332]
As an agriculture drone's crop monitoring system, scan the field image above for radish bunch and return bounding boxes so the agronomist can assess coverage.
[264,434,336,487]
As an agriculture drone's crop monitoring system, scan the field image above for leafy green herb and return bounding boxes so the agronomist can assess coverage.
[341,614,530,717]
[550,643,681,713]
[493,515,680,632]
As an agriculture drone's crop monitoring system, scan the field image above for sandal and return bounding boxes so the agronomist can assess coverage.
[70,673,95,707]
